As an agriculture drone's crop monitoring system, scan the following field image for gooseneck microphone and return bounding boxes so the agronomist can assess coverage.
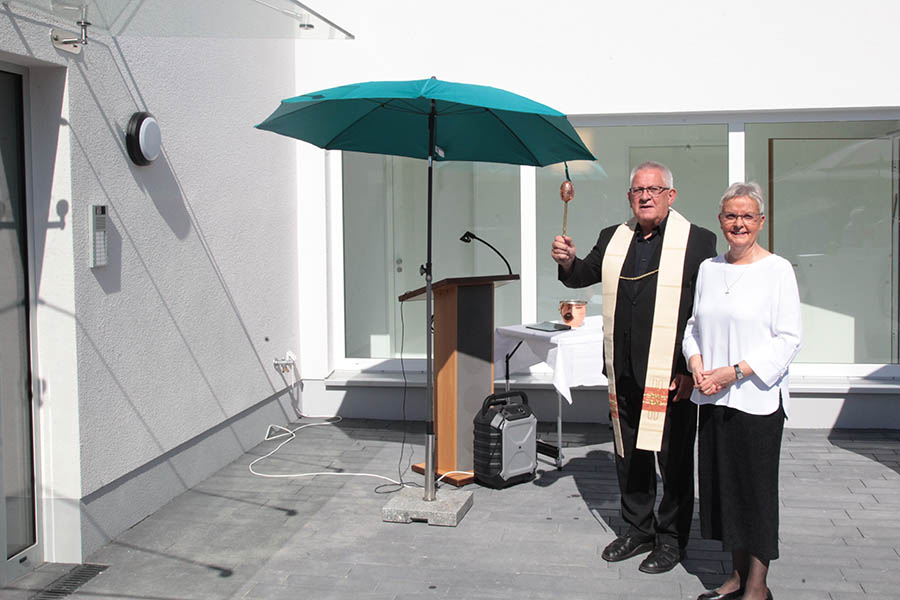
[459,230,512,275]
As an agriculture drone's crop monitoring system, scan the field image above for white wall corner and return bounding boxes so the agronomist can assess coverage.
[325,150,345,374]
[520,165,537,324]
[727,122,746,185]
[32,71,84,562]
[297,143,330,379]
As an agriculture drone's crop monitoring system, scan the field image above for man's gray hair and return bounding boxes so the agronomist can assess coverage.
[629,161,674,188]
[720,181,766,214]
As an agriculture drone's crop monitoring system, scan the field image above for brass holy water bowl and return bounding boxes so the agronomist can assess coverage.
[559,299,587,327]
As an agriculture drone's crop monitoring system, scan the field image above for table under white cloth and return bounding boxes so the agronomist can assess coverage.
[495,315,608,403]
[494,315,607,469]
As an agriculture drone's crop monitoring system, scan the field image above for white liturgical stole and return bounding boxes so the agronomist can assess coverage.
[601,209,690,456]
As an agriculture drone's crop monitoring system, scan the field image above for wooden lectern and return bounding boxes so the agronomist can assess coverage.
[400,274,519,486]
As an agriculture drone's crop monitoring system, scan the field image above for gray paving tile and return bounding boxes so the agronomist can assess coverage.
[840,566,900,583]
[853,557,900,570]
[6,423,900,600]
[771,573,862,593]
[831,595,900,600]
[860,581,900,595]
[759,592,832,600]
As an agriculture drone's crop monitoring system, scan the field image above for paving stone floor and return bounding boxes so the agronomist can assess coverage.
[3,421,900,600]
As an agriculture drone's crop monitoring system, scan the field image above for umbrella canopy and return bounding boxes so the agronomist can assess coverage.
[256,77,595,165]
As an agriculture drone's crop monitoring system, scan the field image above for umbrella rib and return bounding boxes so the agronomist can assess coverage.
[321,99,492,150]
[483,110,541,165]
[390,98,430,114]
[259,98,327,128]
[386,99,484,116]
[439,103,486,115]
[320,100,393,149]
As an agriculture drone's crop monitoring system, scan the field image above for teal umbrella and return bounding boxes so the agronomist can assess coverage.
[256,77,594,165]
[257,77,595,501]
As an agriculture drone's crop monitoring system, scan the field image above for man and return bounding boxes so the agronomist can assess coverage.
[551,161,716,574]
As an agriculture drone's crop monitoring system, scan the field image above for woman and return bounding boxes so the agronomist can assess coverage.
[683,182,802,600]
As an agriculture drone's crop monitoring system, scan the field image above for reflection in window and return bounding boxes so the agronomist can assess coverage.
[535,125,728,323]
[746,121,900,364]
[342,153,520,358]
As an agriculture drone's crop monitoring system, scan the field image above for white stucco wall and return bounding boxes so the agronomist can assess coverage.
[300,0,900,115]
[2,3,301,560]
[69,32,299,495]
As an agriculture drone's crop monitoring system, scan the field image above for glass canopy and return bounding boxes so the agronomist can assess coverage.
[9,0,354,40]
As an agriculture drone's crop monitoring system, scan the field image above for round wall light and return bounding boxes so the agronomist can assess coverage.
[126,111,161,166]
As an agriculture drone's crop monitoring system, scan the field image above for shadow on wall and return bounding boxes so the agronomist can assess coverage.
[86,148,188,293]
[328,383,430,422]
[27,66,66,296]
[59,34,288,418]
[128,144,191,240]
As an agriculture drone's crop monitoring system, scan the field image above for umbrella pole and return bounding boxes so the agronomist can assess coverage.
[423,100,437,502]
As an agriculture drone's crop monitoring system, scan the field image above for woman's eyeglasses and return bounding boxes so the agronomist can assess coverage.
[719,213,761,224]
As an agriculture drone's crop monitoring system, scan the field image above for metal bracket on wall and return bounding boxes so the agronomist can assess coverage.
[49,2,90,54]
[50,28,84,54]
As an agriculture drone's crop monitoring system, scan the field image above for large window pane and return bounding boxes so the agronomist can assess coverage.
[747,121,900,364]
[343,153,520,358]
[535,125,728,322]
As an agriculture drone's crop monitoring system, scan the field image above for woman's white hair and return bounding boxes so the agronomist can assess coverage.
[629,161,674,188]
[719,181,765,214]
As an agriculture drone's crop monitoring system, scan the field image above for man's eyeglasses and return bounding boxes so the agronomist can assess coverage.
[719,213,761,224]
[628,186,670,197]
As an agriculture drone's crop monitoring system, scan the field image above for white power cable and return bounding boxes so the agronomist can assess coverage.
[255,358,414,484]
[256,322,466,488]
[249,422,412,485]
[249,421,476,491]
[436,470,475,484]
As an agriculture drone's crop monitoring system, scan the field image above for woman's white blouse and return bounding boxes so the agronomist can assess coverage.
[682,254,802,416]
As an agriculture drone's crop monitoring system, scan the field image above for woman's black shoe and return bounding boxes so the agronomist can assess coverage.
[696,589,743,600]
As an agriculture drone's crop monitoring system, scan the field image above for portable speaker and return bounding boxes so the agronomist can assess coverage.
[473,390,537,488]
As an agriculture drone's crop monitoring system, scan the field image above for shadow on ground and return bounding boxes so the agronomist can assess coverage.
[827,429,900,476]
[530,423,729,589]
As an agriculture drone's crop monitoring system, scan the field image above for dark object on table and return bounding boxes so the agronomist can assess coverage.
[526,321,571,332]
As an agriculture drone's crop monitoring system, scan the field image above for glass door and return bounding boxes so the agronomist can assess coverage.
[342,152,520,360]
[0,68,37,582]
[768,136,896,363]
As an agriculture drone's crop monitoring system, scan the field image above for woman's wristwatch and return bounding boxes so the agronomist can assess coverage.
[733,363,744,381]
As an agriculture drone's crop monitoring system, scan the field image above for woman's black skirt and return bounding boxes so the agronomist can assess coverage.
[698,401,785,560]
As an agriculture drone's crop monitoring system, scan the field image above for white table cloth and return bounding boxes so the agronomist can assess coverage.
[495,315,608,403]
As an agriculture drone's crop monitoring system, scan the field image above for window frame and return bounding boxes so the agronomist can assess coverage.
[329,108,900,381]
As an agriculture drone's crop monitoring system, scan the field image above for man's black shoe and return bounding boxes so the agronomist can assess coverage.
[601,534,654,562]
[638,543,685,574]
